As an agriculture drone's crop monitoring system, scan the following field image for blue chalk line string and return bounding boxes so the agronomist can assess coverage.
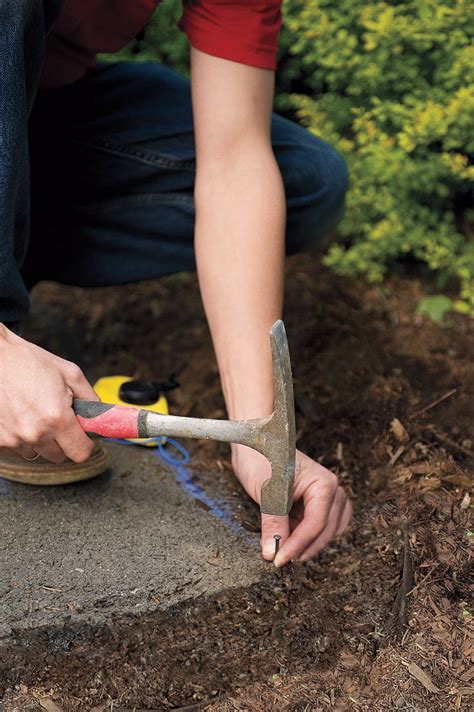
[157,438,190,466]
[104,436,190,467]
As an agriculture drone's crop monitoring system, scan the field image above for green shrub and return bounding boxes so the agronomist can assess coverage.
[280,0,474,314]
[107,0,474,313]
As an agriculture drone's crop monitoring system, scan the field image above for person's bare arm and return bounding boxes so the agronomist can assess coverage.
[191,48,351,565]
[0,324,98,463]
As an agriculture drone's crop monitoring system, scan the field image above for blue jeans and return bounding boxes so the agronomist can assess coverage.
[0,0,349,332]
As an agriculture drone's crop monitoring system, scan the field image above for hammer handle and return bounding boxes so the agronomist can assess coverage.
[73,400,263,450]
[73,400,148,439]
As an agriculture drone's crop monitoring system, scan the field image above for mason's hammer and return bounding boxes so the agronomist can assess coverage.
[73,320,296,516]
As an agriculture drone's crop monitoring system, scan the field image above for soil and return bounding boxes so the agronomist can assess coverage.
[2,252,473,711]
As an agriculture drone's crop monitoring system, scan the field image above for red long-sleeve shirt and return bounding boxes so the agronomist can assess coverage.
[41,0,282,88]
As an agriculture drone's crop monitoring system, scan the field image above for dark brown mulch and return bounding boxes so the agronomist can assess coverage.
[4,251,473,711]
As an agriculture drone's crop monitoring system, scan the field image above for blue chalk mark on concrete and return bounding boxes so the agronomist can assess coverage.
[155,440,256,546]
[106,437,257,546]
[171,462,250,541]
[0,478,9,496]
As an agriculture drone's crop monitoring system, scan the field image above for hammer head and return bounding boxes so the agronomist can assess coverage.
[259,320,296,516]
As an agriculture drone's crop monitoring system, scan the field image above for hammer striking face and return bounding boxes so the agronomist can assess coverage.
[74,320,296,517]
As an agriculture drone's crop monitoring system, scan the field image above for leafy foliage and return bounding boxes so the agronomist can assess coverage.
[107,0,474,313]
[279,0,474,313]
[417,295,454,324]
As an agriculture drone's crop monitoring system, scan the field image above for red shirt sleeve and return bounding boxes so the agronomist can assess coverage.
[179,1,282,70]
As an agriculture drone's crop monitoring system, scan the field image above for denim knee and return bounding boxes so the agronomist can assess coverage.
[284,141,349,256]
[0,0,63,328]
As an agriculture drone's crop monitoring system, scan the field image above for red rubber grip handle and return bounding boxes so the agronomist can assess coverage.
[73,400,147,439]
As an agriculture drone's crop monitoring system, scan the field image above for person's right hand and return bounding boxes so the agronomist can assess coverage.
[0,324,99,463]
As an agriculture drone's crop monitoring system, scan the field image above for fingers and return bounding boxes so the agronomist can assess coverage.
[20,423,92,465]
[337,498,352,536]
[0,447,20,460]
[260,513,290,561]
[55,409,95,463]
[15,444,39,461]
[0,336,98,465]
[274,475,339,567]
[61,361,100,402]
[32,439,67,465]
[298,489,351,562]
[19,413,94,464]
[15,391,94,464]
[13,440,66,465]
[55,360,97,462]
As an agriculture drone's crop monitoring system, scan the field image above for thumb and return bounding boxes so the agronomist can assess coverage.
[260,513,290,563]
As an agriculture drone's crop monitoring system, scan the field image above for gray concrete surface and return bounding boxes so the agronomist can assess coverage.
[0,442,265,644]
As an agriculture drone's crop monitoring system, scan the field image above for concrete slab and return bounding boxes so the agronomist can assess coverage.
[0,440,339,710]
[0,442,265,643]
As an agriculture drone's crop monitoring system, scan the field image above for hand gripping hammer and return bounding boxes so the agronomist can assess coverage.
[73,320,296,516]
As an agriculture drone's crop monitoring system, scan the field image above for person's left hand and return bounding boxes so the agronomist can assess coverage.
[232,446,352,567]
